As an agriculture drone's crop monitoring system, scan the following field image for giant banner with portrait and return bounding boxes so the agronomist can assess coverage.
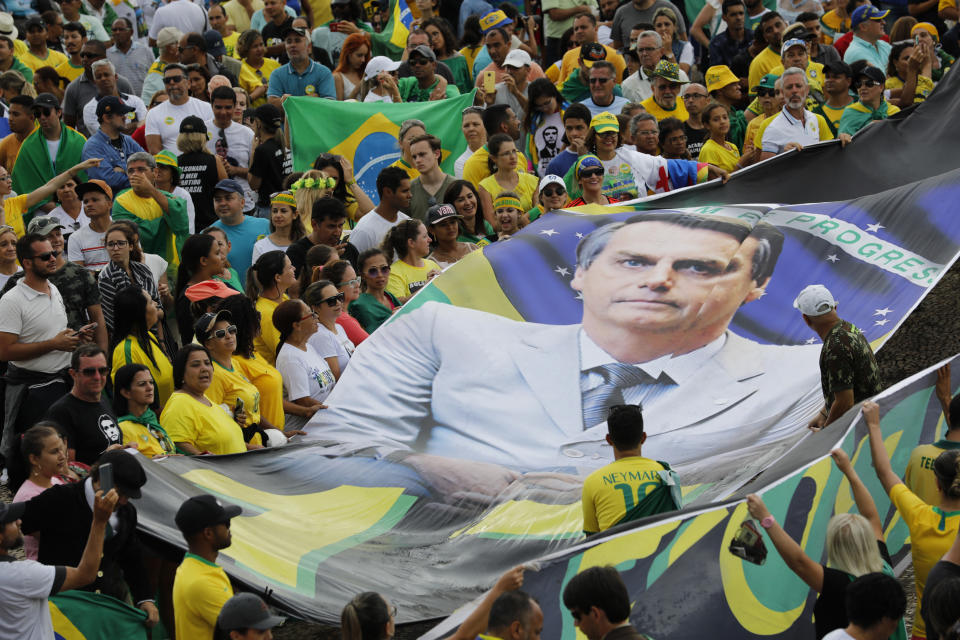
[128,159,960,632]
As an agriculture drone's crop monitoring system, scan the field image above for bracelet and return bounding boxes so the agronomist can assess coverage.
[347,180,357,187]
[760,515,775,529]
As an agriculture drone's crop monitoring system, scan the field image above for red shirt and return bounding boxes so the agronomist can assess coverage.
[337,310,368,345]
[566,195,621,207]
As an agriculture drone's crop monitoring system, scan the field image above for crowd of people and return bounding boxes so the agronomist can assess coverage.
[0,0,951,635]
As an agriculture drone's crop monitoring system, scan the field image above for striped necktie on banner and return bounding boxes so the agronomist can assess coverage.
[581,363,659,429]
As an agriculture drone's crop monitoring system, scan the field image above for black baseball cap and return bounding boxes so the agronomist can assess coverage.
[580,42,607,66]
[281,25,308,39]
[94,450,147,499]
[180,115,207,134]
[0,502,25,524]
[856,65,885,84]
[33,93,60,110]
[254,103,283,129]
[217,593,286,631]
[427,203,461,226]
[823,60,852,77]
[194,309,233,343]
[175,494,242,536]
[96,95,136,119]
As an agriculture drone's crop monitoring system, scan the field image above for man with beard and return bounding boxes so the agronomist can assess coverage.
[640,60,689,121]
[54,22,86,83]
[759,67,833,159]
[145,63,214,155]
[287,196,358,277]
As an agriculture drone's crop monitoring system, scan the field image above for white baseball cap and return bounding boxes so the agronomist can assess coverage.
[538,174,566,195]
[364,56,402,81]
[793,284,837,317]
[503,49,532,68]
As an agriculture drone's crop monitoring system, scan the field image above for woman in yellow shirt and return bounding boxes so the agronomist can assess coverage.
[113,363,176,458]
[382,220,441,304]
[110,286,175,408]
[160,344,258,455]
[698,102,741,173]
[236,30,281,107]
[478,134,539,223]
[249,250,297,365]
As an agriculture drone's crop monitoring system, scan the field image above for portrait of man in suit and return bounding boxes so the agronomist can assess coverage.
[308,212,821,481]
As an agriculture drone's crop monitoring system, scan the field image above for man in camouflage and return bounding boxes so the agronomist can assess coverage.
[794,284,883,430]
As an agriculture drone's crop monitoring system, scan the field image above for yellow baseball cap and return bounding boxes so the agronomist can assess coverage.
[704,65,740,93]
[590,111,619,134]
[479,10,512,33]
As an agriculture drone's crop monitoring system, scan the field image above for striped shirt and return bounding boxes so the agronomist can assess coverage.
[97,260,161,336]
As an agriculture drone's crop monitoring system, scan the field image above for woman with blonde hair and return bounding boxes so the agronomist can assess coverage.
[236,29,280,107]
[177,117,228,230]
[747,445,906,640]
[653,7,694,74]
[341,592,394,640]
[0,225,20,289]
[292,170,336,234]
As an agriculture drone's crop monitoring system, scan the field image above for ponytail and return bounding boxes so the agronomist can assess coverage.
[380,219,422,262]
[247,250,288,300]
[340,592,390,640]
[933,450,960,498]
[272,299,307,360]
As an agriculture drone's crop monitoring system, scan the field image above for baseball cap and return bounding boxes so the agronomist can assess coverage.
[75,179,113,201]
[175,494,242,536]
[94,450,147,499]
[538,174,565,196]
[823,60,852,77]
[409,44,436,62]
[580,41,607,67]
[364,55,401,81]
[479,9,512,32]
[783,23,814,41]
[156,26,183,49]
[856,65,885,84]
[213,178,245,195]
[780,38,807,56]
[793,284,837,317]
[27,215,64,237]
[195,309,233,343]
[753,73,780,91]
[0,502,24,525]
[203,29,227,58]
[218,593,286,632]
[590,111,619,133]
[179,115,207,134]
[96,95,136,119]
[184,279,242,302]
[427,203,461,226]
[574,154,604,180]
[254,103,283,129]
[155,150,179,175]
[704,65,739,93]
[33,93,60,110]
[851,4,889,28]
[503,49,532,68]
[281,24,308,39]
[24,15,44,30]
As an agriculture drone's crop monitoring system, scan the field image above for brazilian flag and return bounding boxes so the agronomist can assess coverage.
[50,591,147,639]
[285,91,476,202]
[369,0,413,59]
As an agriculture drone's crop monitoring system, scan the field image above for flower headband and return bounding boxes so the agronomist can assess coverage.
[290,176,337,192]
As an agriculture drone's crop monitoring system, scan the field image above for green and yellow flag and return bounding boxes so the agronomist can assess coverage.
[50,591,148,640]
[369,0,414,59]
[112,188,190,268]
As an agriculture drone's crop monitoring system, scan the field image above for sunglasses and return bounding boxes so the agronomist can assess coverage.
[79,366,110,377]
[409,56,431,66]
[337,277,361,287]
[79,51,99,59]
[32,250,60,261]
[542,186,566,197]
[366,265,390,276]
[316,292,345,307]
[579,168,603,178]
[33,107,54,117]
[858,79,881,88]
[635,46,657,52]
[588,77,611,84]
[755,88,776,97]
[210,325,237,339]
[163,75,185,84]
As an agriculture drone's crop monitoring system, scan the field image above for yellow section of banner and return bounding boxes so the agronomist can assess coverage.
[49,601,85,640]
[451,500,583,539]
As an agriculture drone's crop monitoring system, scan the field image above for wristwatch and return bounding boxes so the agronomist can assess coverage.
[760,515,775,529]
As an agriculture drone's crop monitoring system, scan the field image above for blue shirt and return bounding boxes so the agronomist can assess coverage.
[546,149,578,180]
[250,5,297,31]
[843,35,892,69]
[472,47,492,79]
[267,60,335,98]
[212,216,270,280]
[81,130,145,192]
[459,0,494,36]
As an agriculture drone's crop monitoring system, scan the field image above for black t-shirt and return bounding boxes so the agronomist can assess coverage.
[921,560,960,640]
[250,137,292,207]
[906,0,946,35]
[261,17,294,64]
[814,540,892,639]
[46,394,121,466]
[684,122,707,159]
[177,151,221,230]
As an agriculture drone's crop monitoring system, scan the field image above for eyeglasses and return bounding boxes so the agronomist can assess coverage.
[859,79,881,88]
[755,88,776,97]
[31,250,60,261]
[579,168,604,178]
[211,325,238,339]
[299,310,319,321]
[316,292,345,307]
[542,186,566,197]
[106,240,129,249]
[163,75,185,84]
[337,277,361,287]
[636,46,657,52]
[409,56,431,66]
[588,77,611,84]
[79,366,110,377]
[366,265,390,276]
[683,93,708,99]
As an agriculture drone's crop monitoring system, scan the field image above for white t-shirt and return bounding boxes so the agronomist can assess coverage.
[82,93,148,135]
[454,147,473,179]
[67,224,109,272]
[45,138,60,172]
[251,235,291,266]
[205,120,256,209]
[48,205,88,237]
[0,279,71,372]
[0,267,21,291]
[172,185,196,234]
[363,92,393,103]
[348,210,411,254]
[145,98,214,154]
[143,253,168,286]
[276,342,336,429]
[821,630,855,640]
[0,558,60,640]
[147,0,208,41]
[308,324,354,376]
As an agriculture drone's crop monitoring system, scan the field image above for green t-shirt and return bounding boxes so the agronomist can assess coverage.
[397,76,460,103]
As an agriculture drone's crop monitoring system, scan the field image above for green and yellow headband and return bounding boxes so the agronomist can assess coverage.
[290,176,336,192]
[271,191,297,207]
[493,195,522,211]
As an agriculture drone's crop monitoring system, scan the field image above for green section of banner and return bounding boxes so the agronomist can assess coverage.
[50,590,147,640]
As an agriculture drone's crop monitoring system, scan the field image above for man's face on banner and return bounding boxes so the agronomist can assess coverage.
[572,221,768,344]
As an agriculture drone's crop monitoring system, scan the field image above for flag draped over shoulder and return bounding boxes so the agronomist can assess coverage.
[111,189,189,266]
[50,591,147,640]
[369,0,413,59]
[285,92,475,201]
[11,127,87,215]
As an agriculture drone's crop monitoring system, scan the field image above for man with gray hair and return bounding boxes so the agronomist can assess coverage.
[630,112,660,155]
[759,66,834,160]
[62,40,136,137]
[111,151,190,268]
[621,31,663,103]
[310,212,821,478]
[80,58,147,136]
